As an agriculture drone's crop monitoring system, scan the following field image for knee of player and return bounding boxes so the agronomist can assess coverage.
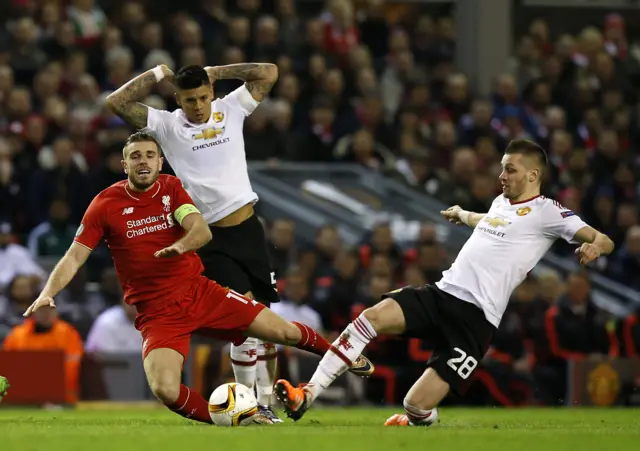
[281,322,301,345]
[362,306,382,333]
[261,321,299,345]
[149,378,180,404]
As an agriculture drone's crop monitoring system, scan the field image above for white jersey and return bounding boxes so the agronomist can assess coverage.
[143,85,259,224]
[436,195,588,328]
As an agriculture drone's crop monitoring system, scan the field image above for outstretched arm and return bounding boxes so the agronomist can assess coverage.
[573,226,615,254]
[441,205,485,229]
[460,212,486,229]
[541,203,615,266]
[205,63,278,102]
[106,65,174,129]
[23,243,92,316]
[573,226,615,265]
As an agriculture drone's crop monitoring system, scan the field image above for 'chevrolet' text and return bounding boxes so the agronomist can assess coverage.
[192,137,230,151]
[126,213,174,238]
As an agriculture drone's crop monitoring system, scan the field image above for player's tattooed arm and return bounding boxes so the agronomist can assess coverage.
[106,65,174,129]
[205,63,279,102]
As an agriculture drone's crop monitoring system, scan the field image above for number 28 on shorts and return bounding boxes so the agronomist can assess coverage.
[446,347,478,380]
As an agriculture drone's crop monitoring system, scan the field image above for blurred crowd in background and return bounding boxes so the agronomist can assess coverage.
[0,0,639,406]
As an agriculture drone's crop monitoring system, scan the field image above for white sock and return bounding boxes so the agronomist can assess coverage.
[306,314,377,402]
[256,340,278,406]
[403,400,438,426]
[230,337,258,389]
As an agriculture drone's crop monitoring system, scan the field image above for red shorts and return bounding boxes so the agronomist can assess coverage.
[135,275,266,361]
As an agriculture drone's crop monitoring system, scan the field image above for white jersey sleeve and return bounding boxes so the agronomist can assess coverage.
[540,200,588,243]
[220,84,259,116]
[143,106,174,141]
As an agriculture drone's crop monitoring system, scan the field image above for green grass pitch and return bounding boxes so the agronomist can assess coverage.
[0,406,638,451]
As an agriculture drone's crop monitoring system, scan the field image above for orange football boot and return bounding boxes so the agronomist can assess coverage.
[385,408,439,426]
[384,414,410,426]
[274,379,310,421]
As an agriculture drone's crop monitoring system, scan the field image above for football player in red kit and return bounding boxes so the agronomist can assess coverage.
[23,132,374,424]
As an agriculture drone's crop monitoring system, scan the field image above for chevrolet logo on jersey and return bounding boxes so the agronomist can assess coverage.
[193,127,225,140]
[483,216,512,228]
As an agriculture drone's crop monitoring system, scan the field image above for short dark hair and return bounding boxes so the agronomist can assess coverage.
[504,139,548,165]
[175,65,209,90]
[123,131,162,158]
[504,139,548,184]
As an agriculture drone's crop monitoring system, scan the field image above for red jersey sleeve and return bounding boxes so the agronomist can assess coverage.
[74,196,106,250]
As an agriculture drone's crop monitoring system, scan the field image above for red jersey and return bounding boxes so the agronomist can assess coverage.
[74,174,204,306]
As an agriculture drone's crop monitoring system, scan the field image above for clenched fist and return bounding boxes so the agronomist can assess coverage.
[575,242,601,265]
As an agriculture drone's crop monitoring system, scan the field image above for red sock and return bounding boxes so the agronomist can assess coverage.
[167,384,213,424]
[292,321,331,356]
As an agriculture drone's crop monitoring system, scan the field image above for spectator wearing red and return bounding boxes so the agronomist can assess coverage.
[321,0,359,64]
[603,13,627,61]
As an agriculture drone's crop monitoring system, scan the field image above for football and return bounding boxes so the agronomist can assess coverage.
[208,383,259,426]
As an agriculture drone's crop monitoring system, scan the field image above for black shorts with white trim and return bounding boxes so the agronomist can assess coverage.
[384,284,496,395]
[197,214,280,305]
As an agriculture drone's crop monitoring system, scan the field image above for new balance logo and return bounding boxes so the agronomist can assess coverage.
[122,207,134,215]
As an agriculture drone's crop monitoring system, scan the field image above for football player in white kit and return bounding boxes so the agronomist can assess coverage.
[274,139,615,425]
[105,63,374,422]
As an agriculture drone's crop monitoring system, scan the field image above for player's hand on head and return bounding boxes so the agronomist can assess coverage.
[204,66,221,85]
[23,295,55,317]
[575,242,601,265]
[160,64,174,82]
[440,205,463,225]
[154,243,186,258]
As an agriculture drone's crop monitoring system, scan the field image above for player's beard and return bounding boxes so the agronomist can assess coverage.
[129,168,160,191]
[503,178,526,200]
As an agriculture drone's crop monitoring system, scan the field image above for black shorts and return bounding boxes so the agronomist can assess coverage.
[197,214,279,305]
[385,284,496,396]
